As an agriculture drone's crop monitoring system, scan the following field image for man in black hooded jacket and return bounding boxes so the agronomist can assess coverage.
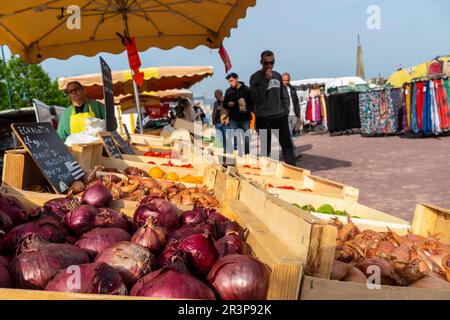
[249,50,296,165]
[223,72,254,155]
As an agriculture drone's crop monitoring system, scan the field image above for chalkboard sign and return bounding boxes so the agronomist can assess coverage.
[123,123,132,142]
[98,132,122,159]
[100,57,116,132]
[112,130,136,155]
[11,122,85,193]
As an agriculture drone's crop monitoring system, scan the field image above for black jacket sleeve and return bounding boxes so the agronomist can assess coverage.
[290,86,300,117]
[244,85,255,113]
[249,72,268,108]
[223,88,233,110]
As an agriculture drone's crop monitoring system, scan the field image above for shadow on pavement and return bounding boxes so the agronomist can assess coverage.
[296,153,352,172]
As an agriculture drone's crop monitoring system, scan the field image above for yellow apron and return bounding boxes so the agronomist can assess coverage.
[70,102,95,134]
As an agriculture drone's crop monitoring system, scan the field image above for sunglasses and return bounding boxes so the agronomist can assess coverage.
[263,60,275,66]
[67,87,82,94]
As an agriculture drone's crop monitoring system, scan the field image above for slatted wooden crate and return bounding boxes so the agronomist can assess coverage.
[300,203,450,300]
[69,142,104,172]
[0,169,308,300]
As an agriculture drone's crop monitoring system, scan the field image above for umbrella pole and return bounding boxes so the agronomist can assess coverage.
[132,77,144,134]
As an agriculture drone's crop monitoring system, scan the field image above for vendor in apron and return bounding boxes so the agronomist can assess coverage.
[57,81,113,141]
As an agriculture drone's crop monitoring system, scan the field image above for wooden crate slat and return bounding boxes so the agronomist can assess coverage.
[222,200,303,300]
[300,276,450,300]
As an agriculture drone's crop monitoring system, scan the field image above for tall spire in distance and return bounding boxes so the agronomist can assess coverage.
[356,34,366,80]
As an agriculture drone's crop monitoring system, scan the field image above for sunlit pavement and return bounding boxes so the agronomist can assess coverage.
[291,133,450,221]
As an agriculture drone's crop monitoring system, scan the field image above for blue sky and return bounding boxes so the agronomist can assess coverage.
[5,0,450,99]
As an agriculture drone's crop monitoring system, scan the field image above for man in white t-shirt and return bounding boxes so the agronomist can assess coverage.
[282,73,301,137]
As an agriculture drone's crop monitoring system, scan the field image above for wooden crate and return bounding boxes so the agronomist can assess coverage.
[0,171,307,300]
[264,187,408,230]
[129,133,165,147]
[69,142,103,172]
[2,149,50,191]
[300,203,450,300]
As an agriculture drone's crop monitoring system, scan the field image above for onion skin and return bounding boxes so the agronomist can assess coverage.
[81,182,113,208]
[156,239,179,268]
[0,256,10,267]
[131,267,216,299]
[215,234,252,258]
[219,221,246,239]
[331,261,355,280]
[131,220,167,254]
[0,263,12,288]
[9,236,89,289]
[207,211,229,224]
[341,267,368,283]
[2,216,67,256]
[133,199,180,233]
[95,241,154,288]
[45,262,128,295]
[180,208,207,227]
[178,233,218,275]
[207,254,271,300]
[94,208,130,232]
[0,209,14,234]
[64,205,98,235]
[39,197,80,222]
[76,228,131,259]
[170,221,219,242]
[0,194,27,226]
[356,257,399,285]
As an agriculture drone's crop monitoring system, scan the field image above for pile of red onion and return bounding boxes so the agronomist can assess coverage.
[0,187,271,300]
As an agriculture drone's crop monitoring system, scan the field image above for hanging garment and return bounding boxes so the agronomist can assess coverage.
[401,86,408,131]
[410,83,419,134]
[435,79,450,130]
[429,80,441,134]
[415,81,424,130]
[423,81,432,133]
[328,92,361,133]
[306,98,313,121]
[405,84,412,129]
[390,88,402,133]
[314,96,322,121]
[320,94,328,129]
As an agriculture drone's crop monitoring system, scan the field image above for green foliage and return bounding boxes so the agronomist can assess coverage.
[0,55,69,111]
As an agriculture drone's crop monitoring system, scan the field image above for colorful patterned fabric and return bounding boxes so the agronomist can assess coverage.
[359,89,397,135]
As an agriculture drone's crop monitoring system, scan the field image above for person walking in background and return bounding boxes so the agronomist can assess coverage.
[193,100,206,123]
[223,72,254,155]
[282,72,301,137]
[212,89,226,148]
[250,50,296,165]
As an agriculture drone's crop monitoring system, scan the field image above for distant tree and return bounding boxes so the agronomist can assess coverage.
[0,56,69,111]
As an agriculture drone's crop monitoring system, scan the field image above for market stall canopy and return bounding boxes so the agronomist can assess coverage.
[103,89,193,105]
[387,55,450,88]
[58,66,212,99]
[0,1,256,64]
[291,77,367,91]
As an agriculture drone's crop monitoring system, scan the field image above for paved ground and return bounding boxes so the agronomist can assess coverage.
[290,133,450,221]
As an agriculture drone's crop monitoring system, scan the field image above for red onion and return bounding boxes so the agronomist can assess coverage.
[207,254,271,300]
[178,232,218,275]
[131,219,167,254]
[170,221,220,242]
[207,210,229,224]
[356,257,399,285]
[39,197,80,222]
[131,254,216,299]
[0,255,10,267]
[180,208,207,226]
[156,239,179,268]
[219,221,246,239]
[76,228,131,259]
[0,209,13,234]
[95,241,154,288]
[81,182,113,208]
[45,262,128,295]
[94,208,130,232]
[0,262,12,288]
[0,194,27,226]
[9,236,89,289]
[64,205,98,235]
[2,216,67,255]
[133,198,180,233]
[215,234,252,258]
